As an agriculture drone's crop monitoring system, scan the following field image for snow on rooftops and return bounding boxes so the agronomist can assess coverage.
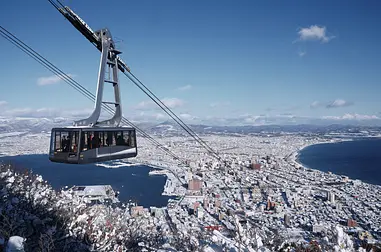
[67,185,119,204]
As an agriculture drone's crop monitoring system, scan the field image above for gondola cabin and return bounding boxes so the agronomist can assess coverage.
[49,127,137,164]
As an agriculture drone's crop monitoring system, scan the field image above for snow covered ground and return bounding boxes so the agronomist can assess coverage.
[1,128,380,251]
[0,163,175,251]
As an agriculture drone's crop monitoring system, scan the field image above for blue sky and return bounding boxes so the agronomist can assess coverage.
[0,0,380,125]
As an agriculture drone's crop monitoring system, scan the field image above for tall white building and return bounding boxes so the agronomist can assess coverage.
[328,191,335,203]
[197,207,204,219]
[185,171,193,182]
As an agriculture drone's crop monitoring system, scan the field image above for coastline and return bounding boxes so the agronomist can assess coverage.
[288,138,350,170]
[288,137,381,187]
[0,153,184,202]
[292,136,381,169]
[134,158,185,197]
[95,157,185,198]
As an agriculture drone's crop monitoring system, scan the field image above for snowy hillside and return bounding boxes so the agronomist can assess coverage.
[0,116,72,133]
[1,116,381,138]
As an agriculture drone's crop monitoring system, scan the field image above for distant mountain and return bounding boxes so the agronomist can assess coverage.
[0,116,380,137]
[0,117,156,134]
[0,117,72,133]
[141,121,381,137]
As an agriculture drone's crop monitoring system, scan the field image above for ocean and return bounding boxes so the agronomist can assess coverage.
[298,138,381,186]
[0,154,173,208]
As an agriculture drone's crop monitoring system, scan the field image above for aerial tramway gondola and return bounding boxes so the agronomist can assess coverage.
[49,126,137,164]
[47,3,220,163]
[49,27,137,164]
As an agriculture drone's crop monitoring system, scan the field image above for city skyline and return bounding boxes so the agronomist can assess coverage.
[0,0,380,125]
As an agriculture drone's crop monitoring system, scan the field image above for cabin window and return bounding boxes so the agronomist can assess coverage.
[60,131,69,152]
[98,131,104,147]
[80,131,87,151]
[115,131,124,145]
[106,132,114,146]
[123,131,130,146]
[53,131,79,152]
[88,132,94,149]
[131,130,136,147]
[54,131,61,152]
[80,131,123,149]
[70,131,79,152]
[82,131,95,149]
[50,132,55,153]
[79,130,136,149]
[130,130,136,147]
[92,132,99,148]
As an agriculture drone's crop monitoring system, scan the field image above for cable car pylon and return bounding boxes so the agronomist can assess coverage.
[0,25,183,162]
[74,28,122,128]
[48,0,221,160]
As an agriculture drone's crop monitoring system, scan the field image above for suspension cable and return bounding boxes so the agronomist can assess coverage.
[0,27,180,161]
[122,70,221,160]
[0,26,182,161]
[46,0,221,160]
[47,0,61,10]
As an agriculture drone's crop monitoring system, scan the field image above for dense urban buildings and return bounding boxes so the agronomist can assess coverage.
[0,124,381,251]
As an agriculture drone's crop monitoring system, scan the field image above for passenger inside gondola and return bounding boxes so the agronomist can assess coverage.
[98,132,103,147]
[116,135,124,145]
[80,134,86,151]
[61,136,67,152]
[66,134,71,152]
[90,134,95,148]
[50,128,138,164]
[61,136,66,152]
[88,133,93,149]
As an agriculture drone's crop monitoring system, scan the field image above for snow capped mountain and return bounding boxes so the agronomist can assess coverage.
[0,116,380,137]
[144,120,380,136]
[146,121,188,137]
[0,116,72,133]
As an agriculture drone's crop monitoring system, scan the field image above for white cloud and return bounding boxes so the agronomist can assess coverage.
[180,113,192,119]
[2,107,380,126]
[177,85,192,91]
[65,109,95,118]
[278,113,295,117]
[179,113,198,121]
[37,74,75,86]
[134,100,153,110]
[1,108,33,117]
[202,113,380,126]
[0,107,93,118]
[128,112,381,125]
[284,105,300,111]
[0,101,7,106]
[298,51,306,57]
[154,113,166,120]
[210,101,231,108]
[134,97,185,110]
[310,101,322,109]
[265,105,299,112]
[162,98,184,109]
[310,99,353,109]
[322,114,379,120]
[326,99,353,108]
[124,110,199,123]
[127,111,167,122]
[296,25,334,43]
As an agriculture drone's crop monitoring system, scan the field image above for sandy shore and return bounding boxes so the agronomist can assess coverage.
[288,138,350,169]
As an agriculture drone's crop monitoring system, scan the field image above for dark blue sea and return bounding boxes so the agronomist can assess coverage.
[0,154,173,208]
[298,138,381,186]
